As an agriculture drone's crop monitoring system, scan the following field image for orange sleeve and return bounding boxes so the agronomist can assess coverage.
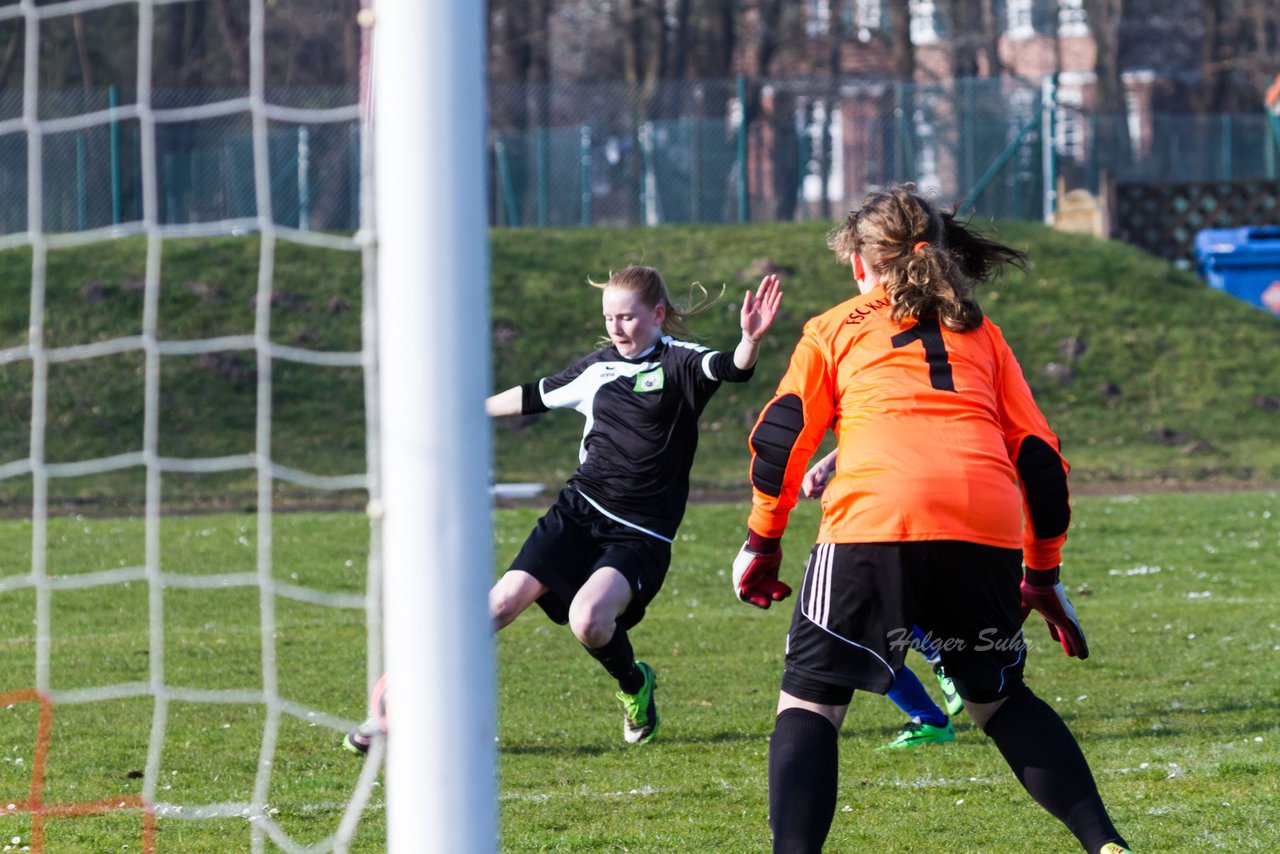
[746,323,836,539]
[993,329,1071,570]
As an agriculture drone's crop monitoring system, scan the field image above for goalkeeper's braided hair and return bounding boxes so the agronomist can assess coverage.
[828,184,1028,332]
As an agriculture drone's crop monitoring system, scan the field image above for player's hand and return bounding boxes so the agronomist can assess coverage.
[741,274,783,343]
[1019,567,1089,659]
[732,531,791,609]
[802,451,836,499]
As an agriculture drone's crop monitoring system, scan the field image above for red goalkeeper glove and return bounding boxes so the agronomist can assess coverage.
[732,531,791,609]
[1020,566,1089,659]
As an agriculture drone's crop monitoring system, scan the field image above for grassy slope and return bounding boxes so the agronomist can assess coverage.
[0,221,1278,512]
[490,220,1280,489]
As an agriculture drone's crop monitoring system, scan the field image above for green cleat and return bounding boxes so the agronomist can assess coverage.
[879,718,955,750]
[932,660,964,717]
[616,661,659,745]
[343,715,380,755]
[1098,845,1134,854]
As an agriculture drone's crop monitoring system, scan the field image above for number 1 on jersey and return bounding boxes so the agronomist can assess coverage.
[890,318,956,391]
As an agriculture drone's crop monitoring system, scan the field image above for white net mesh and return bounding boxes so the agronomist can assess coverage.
[0,1,384,851]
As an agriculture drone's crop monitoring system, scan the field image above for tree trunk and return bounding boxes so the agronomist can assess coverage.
[703,0,737,78]
[670,0,692,80]
[944,0,983,80]
[980,0,1003,76]
[819,0,843,219]
[888,0,915,82]
[1082,0,1129,163]
[211,0,250,85]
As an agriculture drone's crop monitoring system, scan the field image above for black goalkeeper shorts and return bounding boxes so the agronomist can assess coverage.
[781,540,1026,706]
[509,488,671,630]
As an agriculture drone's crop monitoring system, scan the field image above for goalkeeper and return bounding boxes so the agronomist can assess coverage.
[485,265,780,746]
[733,185,1132,853]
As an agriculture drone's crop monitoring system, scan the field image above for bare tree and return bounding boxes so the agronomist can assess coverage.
[701,0,739,78]
[942,0,986,79]
[817,0,843,219]
[888,0,916,82]
[211,0,250,84]
[669,0,693,80]
[1196,0,1275,113]
[1082,0,1131,167]
[980,0,1004,76]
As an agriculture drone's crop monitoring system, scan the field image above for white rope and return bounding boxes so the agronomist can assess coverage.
[7,0,385,849]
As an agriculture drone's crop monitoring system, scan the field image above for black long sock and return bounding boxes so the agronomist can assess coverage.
[983,686,1128,853]
[583,627,644,694]
[768,708,838,854]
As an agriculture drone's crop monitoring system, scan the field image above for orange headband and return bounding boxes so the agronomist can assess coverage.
[912,241,928,254]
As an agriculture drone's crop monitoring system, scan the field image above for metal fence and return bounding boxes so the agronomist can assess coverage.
[488,75,1054,227]
[4,78,1280,236]
[0,85,361,235]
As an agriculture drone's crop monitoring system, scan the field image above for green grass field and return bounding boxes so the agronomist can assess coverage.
[0,221,1277,850]
[2,490,1276,851]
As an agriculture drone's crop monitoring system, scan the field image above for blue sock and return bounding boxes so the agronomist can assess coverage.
[911,624,942,665]
[887,665,948,727]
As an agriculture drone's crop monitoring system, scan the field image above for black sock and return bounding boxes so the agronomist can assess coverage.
[983,686,1128,853]
[768,708,838,854]
[583,627,644,694]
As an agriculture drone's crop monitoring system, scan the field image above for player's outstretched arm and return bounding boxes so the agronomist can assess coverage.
[1020,566,1089,659]
[734,273,783,370]
[485,386,524,417]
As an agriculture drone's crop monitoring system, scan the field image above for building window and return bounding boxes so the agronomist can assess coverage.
[854,0,882,42]
[910,0,939,44]
[1058,0,1088,37]
[806,0,832,37]
[1055,86,1086,161]
[1006,0,1035,40]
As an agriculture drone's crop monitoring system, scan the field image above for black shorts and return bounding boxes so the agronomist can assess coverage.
[509,488,672,630]
[781,541,1026,706]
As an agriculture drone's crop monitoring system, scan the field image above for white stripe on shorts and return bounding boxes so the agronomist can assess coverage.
[806,543,834,627]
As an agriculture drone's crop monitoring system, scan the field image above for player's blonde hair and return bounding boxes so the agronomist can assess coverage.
[828,185,1028,332]
[590,265,719,340]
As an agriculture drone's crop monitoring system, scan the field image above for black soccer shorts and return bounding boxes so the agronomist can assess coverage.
[509,488,671,629]
[780,540,1026,706]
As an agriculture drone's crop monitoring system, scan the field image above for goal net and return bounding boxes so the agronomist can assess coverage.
[0,1,494,852]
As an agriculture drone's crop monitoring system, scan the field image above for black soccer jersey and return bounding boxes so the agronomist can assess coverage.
[519,336,754,541]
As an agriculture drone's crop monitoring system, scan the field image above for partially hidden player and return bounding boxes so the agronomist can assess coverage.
[803,450,964,750]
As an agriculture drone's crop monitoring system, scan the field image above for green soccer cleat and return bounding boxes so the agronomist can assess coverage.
[616,661,659,745]
[1098,845,1135,854]
[932,660,964,717]
[343,715,380,755]
[878,718,955,750]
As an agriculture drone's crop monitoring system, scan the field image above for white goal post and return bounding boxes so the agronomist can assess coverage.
[372,1,498,852]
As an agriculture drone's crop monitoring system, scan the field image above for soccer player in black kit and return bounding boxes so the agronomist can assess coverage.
[487,265,782,744]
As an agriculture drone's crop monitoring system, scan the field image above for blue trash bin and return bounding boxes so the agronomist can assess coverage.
[1193,226,1280,314]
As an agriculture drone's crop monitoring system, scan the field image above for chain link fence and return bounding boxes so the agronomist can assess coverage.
[4,77,1280,236]
[487,75,1054,227]
[0,85,360,235]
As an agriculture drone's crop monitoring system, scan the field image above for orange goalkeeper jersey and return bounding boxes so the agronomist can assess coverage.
[747,285,1069,569]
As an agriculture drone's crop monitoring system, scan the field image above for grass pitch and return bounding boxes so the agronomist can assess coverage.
[4,490,1275,851]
